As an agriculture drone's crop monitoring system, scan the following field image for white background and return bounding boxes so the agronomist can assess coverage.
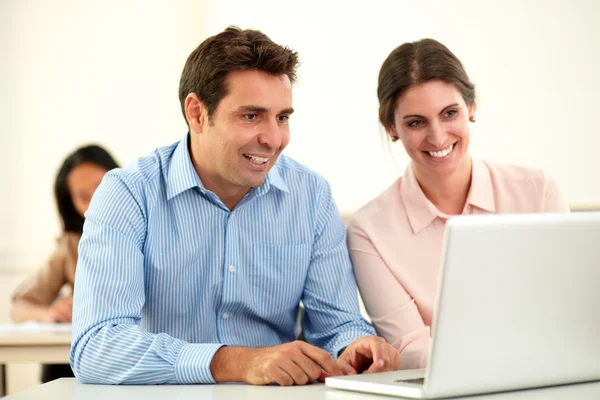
[1,0,599,270]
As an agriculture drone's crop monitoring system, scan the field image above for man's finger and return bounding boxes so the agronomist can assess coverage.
[291,352,323,383]
[335,354,358,376]
[273,366,294,386]
[298,342,343,377]
[280,359,310,385]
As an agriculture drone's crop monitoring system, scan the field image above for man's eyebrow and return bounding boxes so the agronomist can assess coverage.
[238,105,268,113]
[236,106,295,114]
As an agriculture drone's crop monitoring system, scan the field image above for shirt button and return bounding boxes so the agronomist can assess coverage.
[228,265,236,272]
[222,313,229,319]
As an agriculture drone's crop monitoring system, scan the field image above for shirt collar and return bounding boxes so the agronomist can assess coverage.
[167,135,290,200]
[466,157,496,213]
[400,163,440,234]
[258,162,290,195]
[400,157,496,234]
[166,135,206,200]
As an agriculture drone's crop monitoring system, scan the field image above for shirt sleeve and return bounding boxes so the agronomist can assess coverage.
[70,172,224,385]
[301,179,376,357]
[11,235,70,305]
[543,173,570,213]
[347,218,431,370]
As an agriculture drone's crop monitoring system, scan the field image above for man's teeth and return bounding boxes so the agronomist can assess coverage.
[244,154,269,164]
[427,144,454,158]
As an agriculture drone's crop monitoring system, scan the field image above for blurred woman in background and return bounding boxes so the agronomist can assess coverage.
[11,144,119,382]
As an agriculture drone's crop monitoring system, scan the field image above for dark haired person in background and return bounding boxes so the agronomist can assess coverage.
[11,144,119,383]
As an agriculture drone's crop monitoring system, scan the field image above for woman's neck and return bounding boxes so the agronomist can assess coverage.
[413,155,473,216]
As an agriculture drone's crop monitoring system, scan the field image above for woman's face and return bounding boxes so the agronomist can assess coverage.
[66,162,108,217]
[389,80,476,179]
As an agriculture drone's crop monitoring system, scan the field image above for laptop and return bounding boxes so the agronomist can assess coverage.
[326,212,600,398]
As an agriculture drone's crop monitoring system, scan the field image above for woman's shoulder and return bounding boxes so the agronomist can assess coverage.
[348,176,406,230]
[55,231,81,255]
[481,159,550,183]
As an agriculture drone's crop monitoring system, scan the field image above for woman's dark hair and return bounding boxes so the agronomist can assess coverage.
[54,145,119,233]
[378,38,476,131]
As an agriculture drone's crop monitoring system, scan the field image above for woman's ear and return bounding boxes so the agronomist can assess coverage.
[386,125,400,143]
[468,101,477,122]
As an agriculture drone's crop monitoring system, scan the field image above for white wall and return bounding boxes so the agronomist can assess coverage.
[2,0,599,270]
[0,0,207,269]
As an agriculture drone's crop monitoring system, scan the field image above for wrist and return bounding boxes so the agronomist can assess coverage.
[210,346,255,383]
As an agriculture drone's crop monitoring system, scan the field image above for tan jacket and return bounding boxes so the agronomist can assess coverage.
[11,232,80,305]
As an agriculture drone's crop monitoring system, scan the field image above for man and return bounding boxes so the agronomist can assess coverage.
[70,27,400,386]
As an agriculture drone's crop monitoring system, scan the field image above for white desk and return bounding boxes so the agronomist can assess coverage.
[5,378,600,400]
[0,324,71,397]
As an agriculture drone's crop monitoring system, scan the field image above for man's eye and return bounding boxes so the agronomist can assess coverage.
[243,114,258,120]
[277,115,290,122]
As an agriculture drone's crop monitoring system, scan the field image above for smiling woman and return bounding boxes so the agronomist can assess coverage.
[346,38,571,370]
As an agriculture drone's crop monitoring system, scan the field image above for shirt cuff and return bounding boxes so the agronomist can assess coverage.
[174,343,224,384]
[332,339,355,360]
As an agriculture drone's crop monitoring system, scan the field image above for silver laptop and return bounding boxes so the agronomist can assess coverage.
[327,212,600,398]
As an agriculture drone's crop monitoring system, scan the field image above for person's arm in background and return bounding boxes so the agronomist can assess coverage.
[543,173,570,212]
[11,236,72,323]
[347,218,430,370]
[70,171,224,385]
[300,179,378,358]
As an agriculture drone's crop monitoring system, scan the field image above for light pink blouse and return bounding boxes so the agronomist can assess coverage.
[347,158,570,369]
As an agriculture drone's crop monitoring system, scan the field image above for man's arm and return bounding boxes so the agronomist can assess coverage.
[70,172,223,384]
[301,179,376,356]
[71,171,344,385]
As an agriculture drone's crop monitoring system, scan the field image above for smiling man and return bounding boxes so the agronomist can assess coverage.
[70,27,399,386]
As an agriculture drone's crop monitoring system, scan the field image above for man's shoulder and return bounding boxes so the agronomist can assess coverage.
[107,141,179,191]
[275,154,329,189]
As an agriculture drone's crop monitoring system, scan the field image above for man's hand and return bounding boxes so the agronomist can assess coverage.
[337,336,400,374]
[211,341,344,386]
[46,296,73,323]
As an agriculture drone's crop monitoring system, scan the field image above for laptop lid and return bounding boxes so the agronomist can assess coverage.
[425,212,600,398]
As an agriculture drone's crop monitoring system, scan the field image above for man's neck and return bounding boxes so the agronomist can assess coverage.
[190,148,250,211]
[413,155,473,216]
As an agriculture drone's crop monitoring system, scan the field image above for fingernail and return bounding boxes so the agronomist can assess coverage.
[378,359,384,367]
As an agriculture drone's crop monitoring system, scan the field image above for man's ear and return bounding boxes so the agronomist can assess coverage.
[185,93,206,134]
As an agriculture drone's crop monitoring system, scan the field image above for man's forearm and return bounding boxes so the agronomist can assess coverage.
[210,346,256,382]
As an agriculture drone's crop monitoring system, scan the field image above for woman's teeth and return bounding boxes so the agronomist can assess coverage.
[427,144,454,158]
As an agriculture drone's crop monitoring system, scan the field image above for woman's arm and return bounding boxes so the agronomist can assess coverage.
[347,219,431,370]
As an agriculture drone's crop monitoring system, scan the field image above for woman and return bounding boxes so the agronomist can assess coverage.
[347,39,569,370]
[11,144,119,382]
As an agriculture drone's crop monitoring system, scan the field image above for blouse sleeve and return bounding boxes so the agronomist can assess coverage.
[347,218,431,370]
[543,173,570,212]
[11,234,71,305]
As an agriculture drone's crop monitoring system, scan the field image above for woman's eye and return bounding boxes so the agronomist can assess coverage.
[444,109,457,118]
[407,119,422,128]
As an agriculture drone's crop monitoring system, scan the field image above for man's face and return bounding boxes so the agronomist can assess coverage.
[191,70,293,199]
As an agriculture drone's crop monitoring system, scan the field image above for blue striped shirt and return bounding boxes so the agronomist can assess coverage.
[70,135,375,384]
